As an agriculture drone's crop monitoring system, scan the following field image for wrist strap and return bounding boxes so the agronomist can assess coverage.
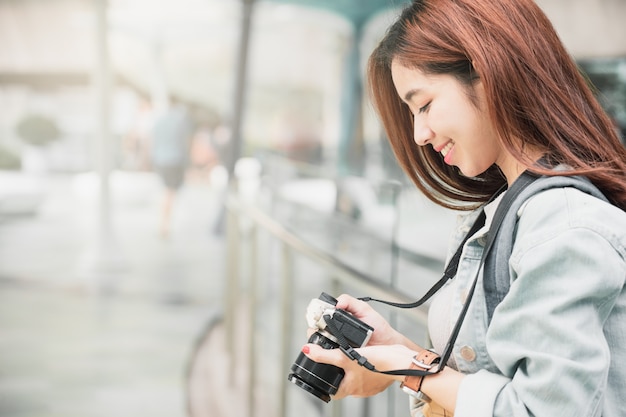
[400,349,440,400]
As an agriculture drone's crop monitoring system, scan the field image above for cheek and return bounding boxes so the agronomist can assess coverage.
[425,105,448,134]
[428,94,473,135]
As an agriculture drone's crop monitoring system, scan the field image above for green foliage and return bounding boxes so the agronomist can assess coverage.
[15,114,61,147]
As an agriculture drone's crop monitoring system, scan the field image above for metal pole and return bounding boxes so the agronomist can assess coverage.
[247,224,258,417]
[213,0,255,235]
[279,242,293,417]
[387,181,402,417]
[226,201,240,386]
[227,0,255,176]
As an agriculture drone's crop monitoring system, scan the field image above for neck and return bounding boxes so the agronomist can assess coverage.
[498,150,545,186]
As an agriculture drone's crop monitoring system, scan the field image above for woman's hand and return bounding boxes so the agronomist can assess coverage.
[302,343,416,399]
[334,294,419,349]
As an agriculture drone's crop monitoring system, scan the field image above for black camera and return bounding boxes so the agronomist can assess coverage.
[287,292,374,403]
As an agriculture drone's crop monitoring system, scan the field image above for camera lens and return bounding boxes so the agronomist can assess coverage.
[287,333,345,403]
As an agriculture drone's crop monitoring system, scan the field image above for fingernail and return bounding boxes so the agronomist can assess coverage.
[302,345,310,354]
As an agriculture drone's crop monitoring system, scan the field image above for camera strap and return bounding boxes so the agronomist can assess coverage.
[347,171,539,378]
[358,208,486,310]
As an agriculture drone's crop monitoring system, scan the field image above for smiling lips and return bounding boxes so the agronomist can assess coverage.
[437,141,454,158]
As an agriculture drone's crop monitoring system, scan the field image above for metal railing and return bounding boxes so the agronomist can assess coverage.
[223,183,445,417]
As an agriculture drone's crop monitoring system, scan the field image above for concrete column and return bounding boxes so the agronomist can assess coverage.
[80,0,127,291]
[338,22,365,176]
[226,0,256,177]
[94,0,112,238]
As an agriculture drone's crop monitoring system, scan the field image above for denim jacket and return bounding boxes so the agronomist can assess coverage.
[413,187,626,417]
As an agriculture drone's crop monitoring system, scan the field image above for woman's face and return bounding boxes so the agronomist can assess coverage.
[391,60,516,180]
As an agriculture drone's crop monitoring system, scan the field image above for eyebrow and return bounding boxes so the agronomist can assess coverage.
[403,88,422,103]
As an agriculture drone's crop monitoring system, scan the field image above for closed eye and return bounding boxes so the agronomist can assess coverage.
[418,102,431,114]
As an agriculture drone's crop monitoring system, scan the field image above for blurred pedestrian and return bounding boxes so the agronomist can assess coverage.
[122,97,154,171]
[150,98,193,238]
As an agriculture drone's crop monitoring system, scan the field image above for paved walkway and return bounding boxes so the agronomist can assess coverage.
[0,171,226,417]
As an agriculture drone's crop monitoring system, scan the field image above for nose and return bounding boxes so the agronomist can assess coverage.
[413,115,434,146]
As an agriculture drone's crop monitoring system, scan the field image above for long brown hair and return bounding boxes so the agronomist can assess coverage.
[368,0,626,210]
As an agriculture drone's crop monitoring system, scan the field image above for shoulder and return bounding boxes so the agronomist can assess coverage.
[509,187,625,297]
[516,187,626,255]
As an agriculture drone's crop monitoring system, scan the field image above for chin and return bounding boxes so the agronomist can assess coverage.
[458,167,478,177]
[458,163,491,178]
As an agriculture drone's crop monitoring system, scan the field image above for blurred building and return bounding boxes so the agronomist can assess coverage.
[0,0,623,178]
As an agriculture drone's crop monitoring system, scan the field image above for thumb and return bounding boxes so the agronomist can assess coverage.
[302,344,347,367]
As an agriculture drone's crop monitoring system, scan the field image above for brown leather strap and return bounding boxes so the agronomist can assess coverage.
[400,349,440,400]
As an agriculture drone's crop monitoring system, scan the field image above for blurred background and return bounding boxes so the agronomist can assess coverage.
[0,1,624,417]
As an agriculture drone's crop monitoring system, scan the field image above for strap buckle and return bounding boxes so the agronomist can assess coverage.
[411,349,440,371]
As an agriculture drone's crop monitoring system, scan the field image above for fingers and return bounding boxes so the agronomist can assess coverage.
[302,343,402,399]
[300,344,340,399]
[335,293,370,314]
[302,343,354,400]
[302,343,348,367]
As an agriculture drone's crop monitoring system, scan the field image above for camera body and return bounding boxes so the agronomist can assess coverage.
[288,292,374,402]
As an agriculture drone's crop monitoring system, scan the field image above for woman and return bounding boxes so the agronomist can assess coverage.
[301,0,626,416]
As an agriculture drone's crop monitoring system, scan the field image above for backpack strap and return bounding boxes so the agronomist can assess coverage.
[483,173,610,324]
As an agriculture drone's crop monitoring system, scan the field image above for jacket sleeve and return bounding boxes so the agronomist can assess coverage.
[455,189,626,417]
[409,396,426,417]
